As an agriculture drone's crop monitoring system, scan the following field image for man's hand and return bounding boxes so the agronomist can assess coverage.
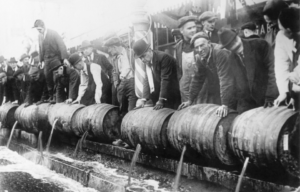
[72,98,80,104]
[63,59,70,66]
[133,99,146,110]
[287,97,296,111]
[178,101,192,110]
[35,100,44,105]
[264,98,274,108]
[24,102,31,107]
[153,99,164,110]
[12,100,18,104]
[2,96,6,105]
[216,105,228,118]
[65,98,73,104]
[95,99,101,104]
[274,93,287,107]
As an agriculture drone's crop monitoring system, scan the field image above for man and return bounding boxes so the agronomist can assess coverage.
[175,16,197,102]
[54,64,80,103]
[178,32,235,117]
[241,22,260,39]
[262,0,288,48]
[199,11,219,43]
[218,28,278,113]
[19,54,31,73]
[1,58,18,104]
[69,53,111,105]
[104,37,137,115]
[132,39,181,110]
[8,57,18,72]
[13,68,31,104]
[33,19,69,102]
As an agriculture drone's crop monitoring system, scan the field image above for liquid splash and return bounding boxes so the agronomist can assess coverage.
[173,145,186,192]
[72,131,89,157]
[46,119,58,153]
[128,144,142,186]
[6,121,18,148]
[235,157,249,192]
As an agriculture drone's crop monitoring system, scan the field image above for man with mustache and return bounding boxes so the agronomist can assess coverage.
[178,32,235,118]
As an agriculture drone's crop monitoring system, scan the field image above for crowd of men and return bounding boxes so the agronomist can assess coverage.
[0,0,299,146]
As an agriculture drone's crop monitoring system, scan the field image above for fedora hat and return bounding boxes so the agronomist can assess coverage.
[132,39,150,58]
[218,28,238,49]
[9,57,17,63]
[81,40,93,50]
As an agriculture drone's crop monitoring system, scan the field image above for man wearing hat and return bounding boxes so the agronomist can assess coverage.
[175,16,198,102]
[8,57,18,71]
[241,22,260,39]
[54,64,80,104]
[104,37,137,115]
[33,19,70,102]
[132,39,180,110]
[13,68,31,104]
[19,53,31,73]
[199,11,219,43]
[69,53,111,105]
[178,32,235,117]
[218,28,278,113]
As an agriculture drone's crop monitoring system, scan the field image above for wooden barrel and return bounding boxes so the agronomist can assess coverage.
[167,104,238,166]
[71,104,120,142]
[228,106,299,178]
[0,103,18,129]
[48,103,84,134]
[121,107,175,154]
[14,103,52,134]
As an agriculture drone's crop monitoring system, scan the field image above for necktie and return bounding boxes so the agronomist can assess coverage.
[237,53,245,67]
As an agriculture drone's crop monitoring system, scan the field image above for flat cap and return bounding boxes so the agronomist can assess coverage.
[13,68,25,78]
[104,37,122,47]
[190,32,210,46]
[68,53,82,66]
[33,19,45,28]
[81,40,93,50]
[241,22,256,30]
[132,39,150,58]
[178,16,197,28]
[199,11,217,22]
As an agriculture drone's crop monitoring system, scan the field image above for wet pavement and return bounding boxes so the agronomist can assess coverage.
[0,147,97,192]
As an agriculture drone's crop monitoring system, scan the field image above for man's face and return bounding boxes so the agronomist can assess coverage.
[243,29,255,37]
[23,58,29,64]
[36,27,45,34]
[139,49,152,66]
[74,61,84,71]
[57,66,64,75]
[10,62,17,69]
[202,18,216,32]
[17,74,23,81]
[108,46,118,56]
[226,37,242,53]
[180,21,196,40]
[83,47,93,56]
[194,38,210,59]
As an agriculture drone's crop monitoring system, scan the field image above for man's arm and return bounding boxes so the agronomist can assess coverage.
[261,40,279,100]
[216,50,235,108]
[159,55,177,100]
[76,71,88,102]
[56,78,66,103]
[68,69,80,100]
[90,64,103,103]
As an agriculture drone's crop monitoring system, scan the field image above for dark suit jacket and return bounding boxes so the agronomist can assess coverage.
[144,50,180,109]
[232,39,278,106]
[189,45,235,108]
[91,51,113,81]
[56,66,80,102]
[39,29,68,72]
[2,65,19,102]
[26,70,48,104]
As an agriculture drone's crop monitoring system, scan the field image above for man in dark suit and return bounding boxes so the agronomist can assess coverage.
[19,54,31,73]
[199,11,219,44]
[54,65,80,103]
[13,68,31,104]
[33,19,70,102]
[218,28,278,113]
[1,58,18,104]
[132,39,181,110]
[178,32,235,117]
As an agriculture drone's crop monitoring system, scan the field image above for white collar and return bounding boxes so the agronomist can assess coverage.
[43,28,48,39]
